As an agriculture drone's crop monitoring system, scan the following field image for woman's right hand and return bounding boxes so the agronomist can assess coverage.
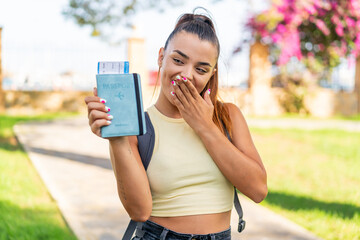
[84,87,113,138]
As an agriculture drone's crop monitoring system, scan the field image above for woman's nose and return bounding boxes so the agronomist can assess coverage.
[181,65,193,81]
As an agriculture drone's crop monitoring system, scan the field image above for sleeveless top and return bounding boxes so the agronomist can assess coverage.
[146,105,234,217]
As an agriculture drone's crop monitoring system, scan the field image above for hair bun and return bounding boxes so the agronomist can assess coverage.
[175,8,216,33]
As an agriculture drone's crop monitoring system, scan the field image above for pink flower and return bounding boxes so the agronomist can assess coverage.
[340,40,348,55]
[345,17,356,28]
[349,0,360,17]
[335,25,344,37]
[277,30,302,65]
[353,32,360,57]
[315,19,330,35]
[271,33,282,43]
[307,52,315,57]
[304,5,317,15]
[277,24,287,33]
[331,14,341,25]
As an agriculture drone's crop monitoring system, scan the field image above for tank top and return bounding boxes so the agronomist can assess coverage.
[146,105,234,217]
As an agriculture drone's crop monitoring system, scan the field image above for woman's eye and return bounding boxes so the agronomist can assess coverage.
[173,58,183,64]
[197,68,207,73]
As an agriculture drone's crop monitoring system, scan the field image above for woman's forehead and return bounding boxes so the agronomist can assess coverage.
[165,31,218,64]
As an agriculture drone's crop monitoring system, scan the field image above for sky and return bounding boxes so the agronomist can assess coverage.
[0,0,269,90]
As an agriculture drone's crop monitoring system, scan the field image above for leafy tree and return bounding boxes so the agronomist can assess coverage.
[62,0,185,37]
[246,0,360,73]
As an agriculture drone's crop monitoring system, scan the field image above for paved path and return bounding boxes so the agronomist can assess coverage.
[14,116,328,240]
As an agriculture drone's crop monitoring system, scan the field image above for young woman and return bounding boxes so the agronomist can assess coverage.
[85,10,267,240]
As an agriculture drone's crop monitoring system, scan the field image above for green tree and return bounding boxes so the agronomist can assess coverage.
[62,0,185,38]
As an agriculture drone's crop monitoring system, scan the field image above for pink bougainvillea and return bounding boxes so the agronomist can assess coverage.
[247,0,360,71]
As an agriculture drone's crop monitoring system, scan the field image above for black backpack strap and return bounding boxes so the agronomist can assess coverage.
[223,121,246,233]
[137,112,155,170]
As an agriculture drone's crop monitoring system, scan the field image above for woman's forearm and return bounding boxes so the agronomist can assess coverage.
[109,137,152,221]
[196,125,267,203]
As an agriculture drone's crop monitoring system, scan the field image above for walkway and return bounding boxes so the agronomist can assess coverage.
[14,116,328,240]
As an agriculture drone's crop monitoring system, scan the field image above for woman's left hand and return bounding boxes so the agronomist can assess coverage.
[170,76,215,134]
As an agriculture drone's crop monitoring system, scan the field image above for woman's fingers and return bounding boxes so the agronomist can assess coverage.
[170,91,185,111]
[84,95,111,138]
[90,118,111,137]
[173,83,190,107]
[84,96,105,105]
[182,78,202,100]
[87,101,109,113]
[88,109,113,125]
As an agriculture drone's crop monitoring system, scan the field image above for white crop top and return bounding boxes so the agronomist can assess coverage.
[146,105,234,217]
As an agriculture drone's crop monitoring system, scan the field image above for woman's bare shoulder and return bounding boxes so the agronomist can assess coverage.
[223,102,247,124]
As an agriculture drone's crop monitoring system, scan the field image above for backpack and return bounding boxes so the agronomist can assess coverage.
[122,112,246,240]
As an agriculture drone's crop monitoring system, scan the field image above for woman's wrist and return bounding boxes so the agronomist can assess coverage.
[194,121,219,139]
[108,136,129,145]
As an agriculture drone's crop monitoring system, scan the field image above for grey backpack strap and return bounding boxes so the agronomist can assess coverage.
[223,121,246,233]
[234,188,246,232]
[122,220,137,240]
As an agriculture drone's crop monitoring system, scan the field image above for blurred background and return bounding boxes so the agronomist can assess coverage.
[1,1,359,240]
[1,0,358,117]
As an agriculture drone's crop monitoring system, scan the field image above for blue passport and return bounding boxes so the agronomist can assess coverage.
[96,73,146,137]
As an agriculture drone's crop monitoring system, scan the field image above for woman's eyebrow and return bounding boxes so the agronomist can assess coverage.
[173,49,213,67]
[173,50,189,59]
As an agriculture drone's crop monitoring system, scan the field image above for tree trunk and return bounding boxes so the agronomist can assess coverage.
[248,40,282,116]
[248,40,272,89]
[0,27,4,113]
[355,57,360,114]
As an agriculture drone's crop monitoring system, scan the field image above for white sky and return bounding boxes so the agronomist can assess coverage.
[0,0,270,88]
[0,0,355,90]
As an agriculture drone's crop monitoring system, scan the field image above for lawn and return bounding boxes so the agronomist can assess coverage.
[0,113,78,240]
[1,113,359,240]
[251,127,360,240]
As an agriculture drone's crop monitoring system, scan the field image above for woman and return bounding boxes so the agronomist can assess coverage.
[85,10,267,240]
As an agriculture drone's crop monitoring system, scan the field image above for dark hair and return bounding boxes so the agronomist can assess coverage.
[164,12,220,56]
[163,9,232,137]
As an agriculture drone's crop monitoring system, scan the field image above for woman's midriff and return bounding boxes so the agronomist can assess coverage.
[148,211,231,234]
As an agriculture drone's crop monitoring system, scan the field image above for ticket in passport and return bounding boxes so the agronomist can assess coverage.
[97,61,129,74]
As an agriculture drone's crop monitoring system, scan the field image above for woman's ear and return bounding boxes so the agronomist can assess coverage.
[158,47,165,68]
[211,67,217,77]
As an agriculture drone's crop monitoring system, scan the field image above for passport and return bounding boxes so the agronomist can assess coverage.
[96,73,146,137]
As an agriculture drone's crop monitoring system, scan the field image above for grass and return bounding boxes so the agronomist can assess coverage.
[0,113,78,240]
[247,113,360,121]
[250,127,360,240]
[1,112,359,239]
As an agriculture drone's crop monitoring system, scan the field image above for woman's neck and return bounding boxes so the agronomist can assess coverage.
[155,92,182,119]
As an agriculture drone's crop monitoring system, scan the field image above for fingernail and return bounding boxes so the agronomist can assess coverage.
[175,75,181,81]
[106,120,112,124]
[170,91,175,96]
[171,81,176,86]
[100,98,106,104]
[105,106,111,112]
[207,89,211,94]
[182,77,187,82]
[107,114,114,120]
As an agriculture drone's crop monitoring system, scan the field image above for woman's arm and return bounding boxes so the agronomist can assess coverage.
[171,80,267,203]
[109,136,153,221]
[196,103,267,203]
[85,88,152,221]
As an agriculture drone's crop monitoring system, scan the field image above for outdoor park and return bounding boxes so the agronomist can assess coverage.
[0,0,360,240]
